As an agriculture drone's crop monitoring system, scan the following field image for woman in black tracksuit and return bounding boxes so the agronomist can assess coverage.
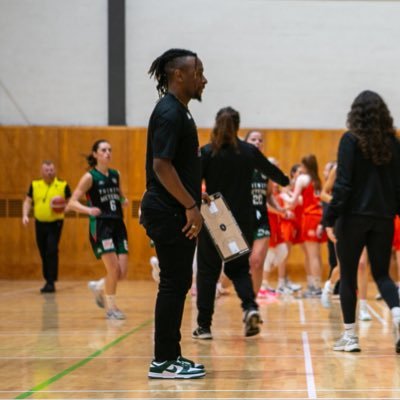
[325,90,400,353]
[192,107,289,340]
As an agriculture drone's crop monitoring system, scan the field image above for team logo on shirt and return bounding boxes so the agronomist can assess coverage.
[99,181,105,186]
[112,178,117,184]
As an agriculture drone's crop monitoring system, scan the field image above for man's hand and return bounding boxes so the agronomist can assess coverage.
[182,206,203,239]
[22,216,29,226]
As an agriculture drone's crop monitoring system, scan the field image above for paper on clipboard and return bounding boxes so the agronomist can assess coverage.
[200,192,250,262]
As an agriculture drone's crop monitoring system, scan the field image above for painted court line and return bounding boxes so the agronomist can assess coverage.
[298,299,306,325]
[367,304,387,326]
[3,388,400,393]
[302,331,316,399]
[14,318,153,399]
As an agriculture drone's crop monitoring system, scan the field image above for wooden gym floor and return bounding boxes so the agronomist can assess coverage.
[1,279,400,400]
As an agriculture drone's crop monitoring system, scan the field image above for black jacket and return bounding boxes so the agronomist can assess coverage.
[201,140,289,224]
[324,132,400,227]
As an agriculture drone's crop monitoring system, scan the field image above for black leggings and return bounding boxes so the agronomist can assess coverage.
[196,222,258,329]
[335,215,399,323]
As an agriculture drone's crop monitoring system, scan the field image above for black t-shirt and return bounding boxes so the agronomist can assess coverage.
[141,93,201,211]
[201,140,289,223]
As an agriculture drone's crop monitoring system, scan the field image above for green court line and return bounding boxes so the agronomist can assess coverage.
[15,318,154,399]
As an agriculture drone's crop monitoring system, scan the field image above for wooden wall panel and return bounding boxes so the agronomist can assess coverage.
[0,126,346,281]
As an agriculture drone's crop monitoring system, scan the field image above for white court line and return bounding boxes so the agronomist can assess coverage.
[1,353,396,360]
[2,388,400,393]
[302,331,316,399]
[298,299,306,325]
[367,303,387,326]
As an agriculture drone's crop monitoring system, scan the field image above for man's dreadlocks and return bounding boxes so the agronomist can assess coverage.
[148,48,197,97]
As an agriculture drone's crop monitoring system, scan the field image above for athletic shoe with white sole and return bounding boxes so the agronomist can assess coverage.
[88,281,104,309]
[177,356,205,370]
[321,286,332,308]
[285,279,302,292]
[148,359,205,379]
[333,332,361,352]
[243,309,261,337]
[192,326,213,340]
[359,308,372,321]
[106,308,126,320]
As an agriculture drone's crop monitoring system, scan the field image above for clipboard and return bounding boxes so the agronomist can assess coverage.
[200,192,250,262]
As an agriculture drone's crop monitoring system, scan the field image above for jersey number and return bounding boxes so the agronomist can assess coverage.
[253,194,263,206]
[110,199,117,211]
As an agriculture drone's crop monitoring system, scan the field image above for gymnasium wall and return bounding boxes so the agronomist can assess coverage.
[1,1,400,128]
[0,126,342,280]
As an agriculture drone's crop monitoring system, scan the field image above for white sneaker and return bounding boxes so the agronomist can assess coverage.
[321,287,332,308]
[88,281,104,309]
[106,308,126,320]
[276,285,293,295]
[359,308,372,321]
[285,279,302,292]
[333,332,361,352]
[150,256,160,283]
[243,309,262,337]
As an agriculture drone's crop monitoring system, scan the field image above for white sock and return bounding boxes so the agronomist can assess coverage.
[324,280,332,292]
[307,275,314,287]
[105,295,116,310]
[278,278,285,287]
[313,276,321,290]
[359,299,368,310]
[261,280,268,289]
[391,306,400,324]
[344,323,356,336]
[97,278,105,290]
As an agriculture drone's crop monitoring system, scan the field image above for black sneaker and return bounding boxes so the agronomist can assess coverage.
[177,356,205,370]
[148,359,206,379]
[192,326,213,340]
[244,309,261,337]
[40,283,55,293]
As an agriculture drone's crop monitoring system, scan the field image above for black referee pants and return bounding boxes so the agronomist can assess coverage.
[35,220,63,284]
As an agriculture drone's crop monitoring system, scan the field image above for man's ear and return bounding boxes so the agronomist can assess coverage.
[174,68,184,83]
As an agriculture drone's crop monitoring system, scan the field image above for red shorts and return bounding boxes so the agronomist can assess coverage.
[301,213,327,243]
[268,213,285,248]
[393,216,400,251]
[281,218,302,245]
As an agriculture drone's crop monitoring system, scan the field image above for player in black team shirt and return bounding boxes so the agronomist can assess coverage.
[192,107,289,340]
[140,49,207,379]
[67,140,129,320]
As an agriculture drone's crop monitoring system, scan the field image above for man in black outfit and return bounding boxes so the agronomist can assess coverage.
[140,48,207,379]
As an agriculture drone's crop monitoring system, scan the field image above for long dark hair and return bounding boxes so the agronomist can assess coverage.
[148,48,197,98]
[347,90,396,165]
[210,107,240,155]
[301,154,322,192]
[86,139,108,168]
